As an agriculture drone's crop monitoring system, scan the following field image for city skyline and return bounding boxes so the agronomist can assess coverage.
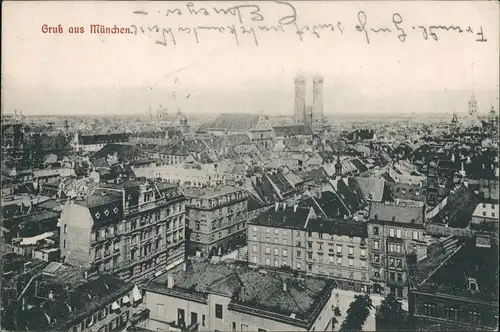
[2,1,499,116]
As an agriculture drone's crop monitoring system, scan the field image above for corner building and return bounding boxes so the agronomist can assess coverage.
[59,180,187,283]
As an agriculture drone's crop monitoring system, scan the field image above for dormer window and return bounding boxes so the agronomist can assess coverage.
[467,277,479,293]
[95,212,101,219]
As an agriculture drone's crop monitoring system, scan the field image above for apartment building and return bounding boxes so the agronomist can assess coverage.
[59,180,187,283]
[367,201,427,299]
[408,235,498,331]
[185,186,249,258]
[141,260,335,332]
[247,203,370,292]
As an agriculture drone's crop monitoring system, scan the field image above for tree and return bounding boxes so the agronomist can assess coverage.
[377,293,406,331]
[339,294,373,332]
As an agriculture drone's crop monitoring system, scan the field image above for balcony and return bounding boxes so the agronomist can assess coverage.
[129,308,150,326]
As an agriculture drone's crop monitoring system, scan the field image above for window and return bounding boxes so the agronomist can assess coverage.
[266,237,271,243]
[252,245,257,253]
[348,246,354,255]
[349,258,354,266]
[252,226,257,232]
[329,256,334,263]
[445,307,458,321]
[296,263,301,269]
[307,264,312,271]
[374,240,379,250]
[397,273,402,282]
[296,250,301,258]
[336,257,342,265]
[390,258,395,267]
[389,243,395,253]
[307,252,313,259]
[413,231,419,240]
[389,229,395,237]
[265,247,270,254]
[232,322,236,332]
[470,310,482,325]
[373,226,379,235]
[396,229,402,238]
[265,258,270,266]
[336,245,342,254]
[397,259,402,268]
[274,238,279,244]
[360,249,366,257]
[63,239,67,249]
[307,241,312,249]
[423,303,437,316]
[374,254,380,263]
[274,259,279,267]
[64,225,67,234]
[215,304,223,319]
[396,244,402,253]
[390,272,395,281]
[318,242,323,251]
[374,269,380,277]
[282,239,287,246]
[266,228,270,234]
[274,248,279,255]
[296,241,302,247]
[282,249,288,257]
[202,315,206,326]
[157,304,165,319]
[361,260,366,267]
[252,257,257,264]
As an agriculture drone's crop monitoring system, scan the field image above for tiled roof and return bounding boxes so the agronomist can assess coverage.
[305,218,368,238]
[78,133,129,145]
[300,191,349,219]
[349,158,368,173]
[208,113,260,131]
[151,261,333,322]
[272,125,313,137]
[369,201,425,225]
[250,205,311,230]
[415,237,498,303]
[90,143,145,163]
[348,177,386,202]
[430,184,478,228]
[266,173,295,196]
[226,134,251,146]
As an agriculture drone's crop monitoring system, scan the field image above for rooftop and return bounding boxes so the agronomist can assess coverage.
[250,205,312,230]
[208,113,260,131]
[148,261,334,327]
[412,237,498,303]
[183,185,243,199]
[369,201,425,225]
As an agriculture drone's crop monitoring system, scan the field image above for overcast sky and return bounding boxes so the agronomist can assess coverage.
[2,1,499,116]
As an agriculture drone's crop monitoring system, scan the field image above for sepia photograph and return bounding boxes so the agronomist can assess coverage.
[1,1,499,331]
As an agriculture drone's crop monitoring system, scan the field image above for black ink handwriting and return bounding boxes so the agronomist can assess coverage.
[392,13,406,42]
[275,1,297,25]
[356,11,370,44]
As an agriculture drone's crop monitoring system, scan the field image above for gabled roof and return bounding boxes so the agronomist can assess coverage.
[272,125,313,137]
[208,113,260,131]
[348,177,386,202]
[250,205,311,229]
[78,133,129,145]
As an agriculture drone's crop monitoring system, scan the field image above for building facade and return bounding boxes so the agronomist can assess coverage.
[247,205,370,292]
[185,186,249,258]
[141,261,336,332]
[59,181,187,283]
[367,201,427,299]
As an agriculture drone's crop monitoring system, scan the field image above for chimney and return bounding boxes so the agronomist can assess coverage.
[167,276,175,289]
[282,202,287,211]
[183,262,187,272]
[282,280,288,292]
[48,290,54,300]
[275,202,279,211]
[84,271,88,280]
[293,204,298,212]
